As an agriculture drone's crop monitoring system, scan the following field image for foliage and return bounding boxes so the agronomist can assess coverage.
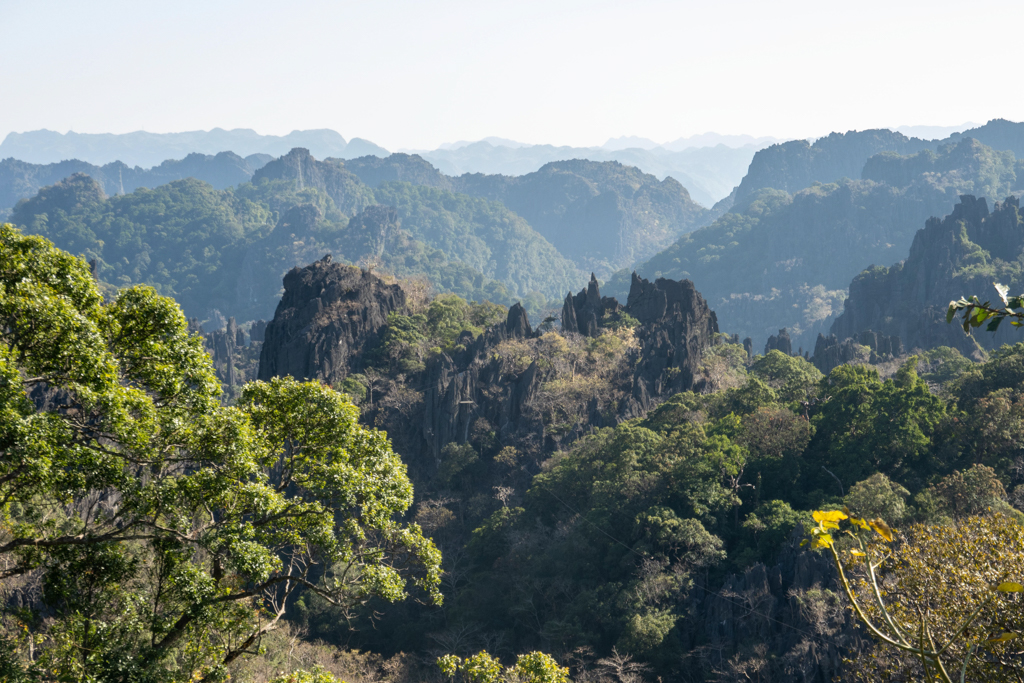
[437,651,569,683]
[10,173,573,325]
[0,225,440,681]
[948,281,1024,333]
[809,510,1024,682]
[267,666,343,683]
[749,350,823,404]
[808,360,946,495]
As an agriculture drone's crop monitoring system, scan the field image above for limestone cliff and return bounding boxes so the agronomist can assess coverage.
[626,272,720,411]
[830,194,1024,355]
[252,147,375,216]
[257,257,406,383]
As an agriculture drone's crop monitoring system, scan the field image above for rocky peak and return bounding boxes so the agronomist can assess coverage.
[257,257,406,384]
[624,272,720,412]
[765,328,793,356]
[830,194,1024,356]
[252,147,371,216]
[562,273,620,336]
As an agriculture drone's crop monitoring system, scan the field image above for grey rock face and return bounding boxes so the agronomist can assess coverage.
[252,147,373,216]
[257,258,719,468]
[765,328,793,356]
[625,272,720,413]
[257,257,406,384]
[561,273,620,337]
[831,194,1024,355]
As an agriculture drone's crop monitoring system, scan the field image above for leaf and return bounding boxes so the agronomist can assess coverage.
[988,632,1017,643]
[810,532,834,549]
[868,518,893,542]
[946,304,958,324]
[987,316,1005,333]
[995,283,1010,306]
[813,510,848,524]
[850,549,866,557]
[997,582,1024,593]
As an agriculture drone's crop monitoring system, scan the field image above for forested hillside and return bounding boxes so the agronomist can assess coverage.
[608,138,1024,350]
[7,153,581,322]
[0,151,271,214]
[341,153,710,278]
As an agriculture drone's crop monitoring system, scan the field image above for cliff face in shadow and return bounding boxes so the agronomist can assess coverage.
[831,194,1024,355]
[257,256,406,383]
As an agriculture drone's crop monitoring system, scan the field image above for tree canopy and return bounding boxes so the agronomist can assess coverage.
[0,223,441,682]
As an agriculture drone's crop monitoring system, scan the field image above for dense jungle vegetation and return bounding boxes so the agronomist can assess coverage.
[7,169,574,324]
[5,222,1024,682]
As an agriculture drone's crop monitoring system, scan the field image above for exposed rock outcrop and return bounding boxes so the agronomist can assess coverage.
[561,273,621,337]
[811,333,862,374]
[257,260,720,469]
[684,531,866,681]
[257,257,406,384]
[831,194,1024,355]
[765,328,793,356]
[252,147,373,216]
[626,272,720,413]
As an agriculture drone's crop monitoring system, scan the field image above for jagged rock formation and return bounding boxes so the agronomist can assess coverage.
[258,260,718,465]
[765,328,793,356]
[257,257,406,383]
[831,194,1024,355]
[422,304,538,463]
[561,273,622,336]
[626,272,720,412]
[811,334,862,374]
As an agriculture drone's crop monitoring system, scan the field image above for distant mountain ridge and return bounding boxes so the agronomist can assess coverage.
[0,151,272,212]
[0,128,389,168]
[728,119,1024,210]
[606,135,1024,351]
[339,153,709,278]
[415,142,758,206]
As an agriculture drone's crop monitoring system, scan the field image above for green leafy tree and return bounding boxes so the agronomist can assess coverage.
[0,225,441,682]
[809,360,945,494]
[749,350,823,404]
[438,651,569,683]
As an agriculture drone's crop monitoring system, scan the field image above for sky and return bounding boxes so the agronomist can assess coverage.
[2,0,1022,151]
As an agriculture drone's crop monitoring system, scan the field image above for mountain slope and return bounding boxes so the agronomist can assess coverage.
[831,194,1024,355]
[0,152,271,213]
[449,159,708,278]
[731,129,935,206]
[606,138,1024,350]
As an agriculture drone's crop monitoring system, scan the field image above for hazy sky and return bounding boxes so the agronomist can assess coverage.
[3,0,1022,150]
